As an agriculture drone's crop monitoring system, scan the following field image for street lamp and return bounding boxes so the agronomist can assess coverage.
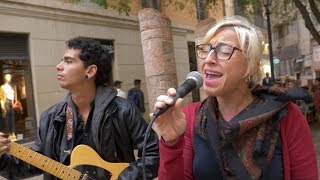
[263,0,275,80]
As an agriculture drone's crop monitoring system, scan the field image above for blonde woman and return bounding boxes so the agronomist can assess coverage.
[153,16,318,180]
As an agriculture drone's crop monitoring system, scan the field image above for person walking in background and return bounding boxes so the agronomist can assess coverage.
[284,79,313,119]
[153,16,318,179]
[128,79,145,113]
[302,79,316,123]
[275,73,282,85]
[0,37,159,179]
[314,78,320,122]
[262,72,273,86]
[113,80,127,98]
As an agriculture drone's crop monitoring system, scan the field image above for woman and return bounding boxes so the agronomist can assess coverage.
[153,16,318,180]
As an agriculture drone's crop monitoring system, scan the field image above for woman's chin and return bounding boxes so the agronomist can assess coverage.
[204,87,220,97]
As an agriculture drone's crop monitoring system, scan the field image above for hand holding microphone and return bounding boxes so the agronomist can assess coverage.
[143,71,203,180]
[151,71,203,144]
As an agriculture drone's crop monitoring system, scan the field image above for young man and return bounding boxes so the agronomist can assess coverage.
[0,37,159,179]
[113,80,127,98]
[127,79,145,113]
[262,72,273,86]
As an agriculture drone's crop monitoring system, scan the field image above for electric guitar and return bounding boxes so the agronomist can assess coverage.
[8,142,129,179]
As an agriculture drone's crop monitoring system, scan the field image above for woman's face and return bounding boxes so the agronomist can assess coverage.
[199,28,249,97]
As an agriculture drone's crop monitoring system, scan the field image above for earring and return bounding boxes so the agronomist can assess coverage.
[246,75,251,84]
[84,75,88,79]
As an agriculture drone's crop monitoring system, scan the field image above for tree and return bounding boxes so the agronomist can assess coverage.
[71,0,320,44]
[243,0,320,45]
[71,0,219,19]
[171,0,320,45]
[291,0,320,44]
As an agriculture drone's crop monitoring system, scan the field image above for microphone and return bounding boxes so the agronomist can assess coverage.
[153,71,203,117]
[142,71,203,180]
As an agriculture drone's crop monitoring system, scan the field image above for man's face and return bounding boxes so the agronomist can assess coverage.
[56,48,87,90]
[266,73,270,77]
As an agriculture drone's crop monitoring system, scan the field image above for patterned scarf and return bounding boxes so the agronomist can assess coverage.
[194,85,292,179]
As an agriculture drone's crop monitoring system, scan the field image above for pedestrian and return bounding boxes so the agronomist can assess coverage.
[262,72,273,86]
[302,79,316,123]
[275,73,282,84]
[314,78,320,122]
[153,16,318,179]
[0,37,159,179]
[113,80,127,98]
[128,79,145,113]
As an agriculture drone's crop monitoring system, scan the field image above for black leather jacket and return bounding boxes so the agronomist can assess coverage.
[0,85,159,179]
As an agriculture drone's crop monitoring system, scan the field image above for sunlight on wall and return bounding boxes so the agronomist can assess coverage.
[263,64,271,75]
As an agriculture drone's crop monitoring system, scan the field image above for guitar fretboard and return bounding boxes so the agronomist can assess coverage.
[9,142,82,180]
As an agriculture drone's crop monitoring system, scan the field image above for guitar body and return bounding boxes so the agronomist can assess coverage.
[69,145,129,180]
[8,142,129,180]
[73,164,111,180]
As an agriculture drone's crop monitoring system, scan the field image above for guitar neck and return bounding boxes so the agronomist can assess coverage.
[8,142,82,180]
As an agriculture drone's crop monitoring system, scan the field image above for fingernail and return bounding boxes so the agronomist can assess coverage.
[166,99,173,104]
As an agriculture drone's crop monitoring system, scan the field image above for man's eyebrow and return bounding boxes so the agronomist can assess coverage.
[62,56,76,61]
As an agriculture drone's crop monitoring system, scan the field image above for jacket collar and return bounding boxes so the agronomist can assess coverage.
[91,85,117,149]
[53,85,118,163]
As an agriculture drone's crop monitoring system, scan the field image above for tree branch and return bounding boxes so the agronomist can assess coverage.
[309,0,320,23]
[292,0,320,44]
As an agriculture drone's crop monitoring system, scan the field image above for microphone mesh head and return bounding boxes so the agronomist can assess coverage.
[186,71,203,89]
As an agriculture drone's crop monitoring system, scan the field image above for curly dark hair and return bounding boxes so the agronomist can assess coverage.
[66,37,112,86]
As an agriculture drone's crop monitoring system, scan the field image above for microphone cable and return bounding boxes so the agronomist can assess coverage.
[142,114,157,180]
[140,71,203,180]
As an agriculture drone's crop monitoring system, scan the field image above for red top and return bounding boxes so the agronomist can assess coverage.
[158,102,318,180]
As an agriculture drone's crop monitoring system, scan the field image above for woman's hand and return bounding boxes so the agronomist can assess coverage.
[151,88,186,145]
[0,132,10,158]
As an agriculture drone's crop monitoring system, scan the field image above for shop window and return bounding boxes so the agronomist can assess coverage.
[272,30,278,41]
[290,19,297,33]
[0,33,36,143]
[278,25,284,38]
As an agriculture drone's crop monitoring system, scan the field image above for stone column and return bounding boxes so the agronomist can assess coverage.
[194,17,216,101]
[138,8,178,115]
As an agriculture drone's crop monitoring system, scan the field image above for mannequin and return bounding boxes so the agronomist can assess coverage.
[0,73,22,140]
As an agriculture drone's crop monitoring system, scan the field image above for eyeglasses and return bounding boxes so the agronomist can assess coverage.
[195,43,242,60]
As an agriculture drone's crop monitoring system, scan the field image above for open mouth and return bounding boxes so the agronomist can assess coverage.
[205,72,223,80]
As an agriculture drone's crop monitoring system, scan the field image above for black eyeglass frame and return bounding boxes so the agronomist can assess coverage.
[195,43,243,60]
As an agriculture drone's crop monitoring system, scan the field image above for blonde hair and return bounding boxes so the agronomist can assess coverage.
[203,16,263,87]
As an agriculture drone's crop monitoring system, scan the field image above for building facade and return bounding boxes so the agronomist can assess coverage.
[224,0,318,85]
[223,0,270,82]
[0,0,223,142]
[270,1,317,85]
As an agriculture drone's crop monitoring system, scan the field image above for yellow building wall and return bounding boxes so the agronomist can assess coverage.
[130,0,224,26]
[60,0,224,26]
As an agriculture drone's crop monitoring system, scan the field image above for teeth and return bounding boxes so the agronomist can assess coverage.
[206,72,221,76]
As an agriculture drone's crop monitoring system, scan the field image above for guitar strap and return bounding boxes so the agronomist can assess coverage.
[66,103,74,141]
